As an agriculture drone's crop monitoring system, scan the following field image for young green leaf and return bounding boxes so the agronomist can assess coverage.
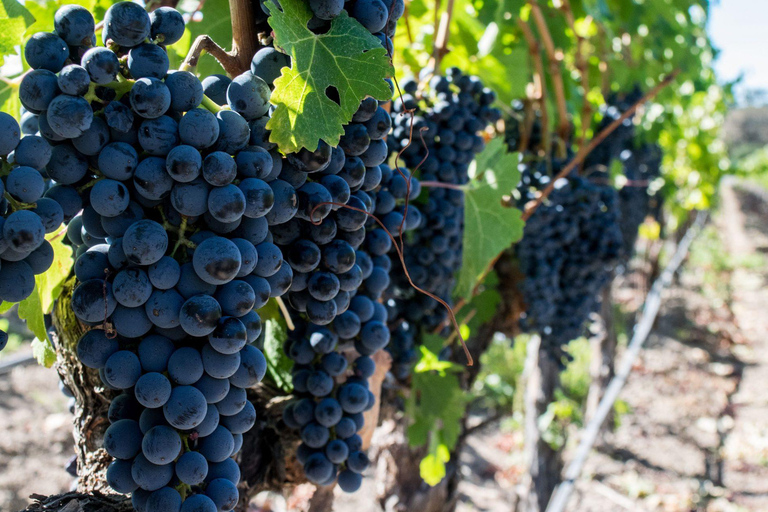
[261,299,293,392]
[31,335,56,367]
[420,438,450,486]
[406,340,466,486]
[455,139,523,300]
[265,0,393,153]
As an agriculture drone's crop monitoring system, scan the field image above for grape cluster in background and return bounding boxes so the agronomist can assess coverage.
[505,88,663,361]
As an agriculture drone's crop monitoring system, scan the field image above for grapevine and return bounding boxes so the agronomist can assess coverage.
[0,0,733,511]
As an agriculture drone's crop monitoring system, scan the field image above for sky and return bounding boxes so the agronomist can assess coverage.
[708,0,768,103]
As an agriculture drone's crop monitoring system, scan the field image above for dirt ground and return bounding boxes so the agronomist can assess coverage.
[2,179,768,512]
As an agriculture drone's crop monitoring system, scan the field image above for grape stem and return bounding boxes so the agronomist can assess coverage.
[180,0,261,77]
[274,297,295,331]
[76,176,105,193]
[84,79,134,103]
[418,181,465,191]
[170,216,197,258]
[3,192,34,211]
[199,94,223,114]
[428,0,455,73]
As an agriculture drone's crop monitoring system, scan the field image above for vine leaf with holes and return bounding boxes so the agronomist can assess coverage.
[265,0,393,153]
[16,231,73,367]
[455,139,523,300]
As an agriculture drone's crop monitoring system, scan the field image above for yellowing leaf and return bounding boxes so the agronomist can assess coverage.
[419,442,450,486]
[265,0,393,153]
[455,139,523,299]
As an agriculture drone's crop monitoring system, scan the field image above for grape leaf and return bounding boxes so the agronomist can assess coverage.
[406,337,466,486]
[31,331,56,367]
[0,0,33,68]
[455,139,523,300]
[265,0,393,153]
[37,230,74,314]
[261,299,293,392]
[15,231,73,367]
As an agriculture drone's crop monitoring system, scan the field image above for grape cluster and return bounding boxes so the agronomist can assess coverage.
[10,1,296,509]
[616,144,661,256]
[580,89,660,259]
[515,171,622,359]
[0,110,66,303]
[281,161,424,489]
[383,68,500,372]
[275,89,423,489]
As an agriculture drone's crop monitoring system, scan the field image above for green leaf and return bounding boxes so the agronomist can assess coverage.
[455,139,523,300]
[31,335,56,367]
[18,282,46,351]
[265,0,393,153]
[262,299,293,391]
[0,80,21,119]
[406,342,467,486]
[0,0,33,67]
[37,230,74,314]
[0,301,14,314]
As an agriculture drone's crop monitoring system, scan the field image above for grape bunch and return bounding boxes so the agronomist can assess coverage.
[383,68,500,372]
[579,87,660,259]
[617,144,661,257]
[515,170,622,359]
[280,160,423,490]
[9,1,297,509]
[0,110,67,303]
[272,88,422,489]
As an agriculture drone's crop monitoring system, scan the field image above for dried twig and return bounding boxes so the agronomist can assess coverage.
[517,18,550,157]
[428,0,456,72]
[530,1,569,141]
[560,0,592,149]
